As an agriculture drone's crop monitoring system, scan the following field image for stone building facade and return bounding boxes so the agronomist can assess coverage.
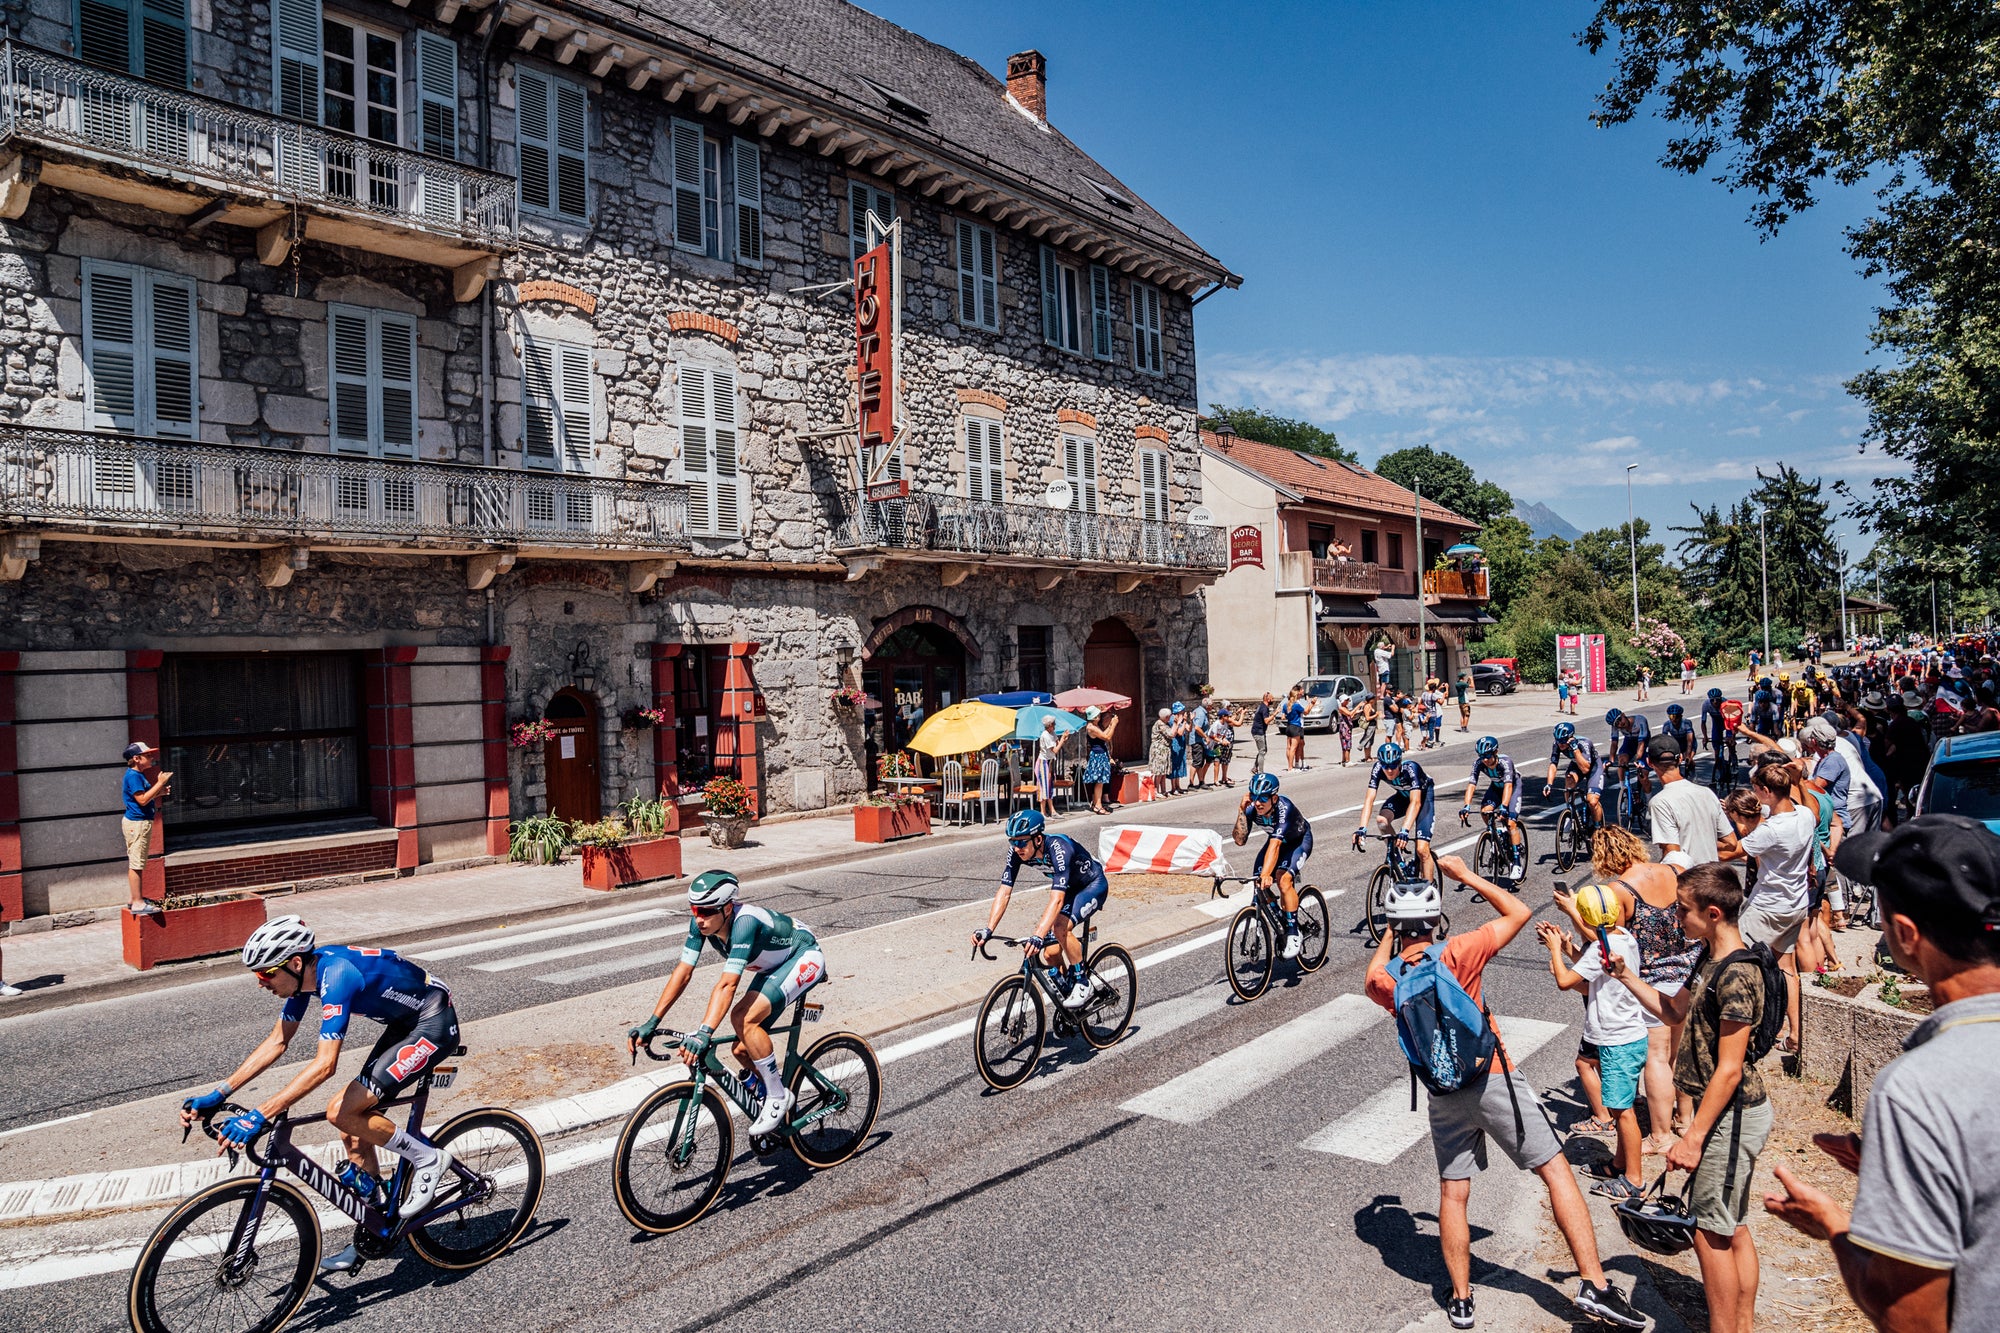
[0,0,1236,916]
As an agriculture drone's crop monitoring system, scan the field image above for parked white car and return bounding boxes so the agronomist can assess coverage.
[1290,675,1369,731]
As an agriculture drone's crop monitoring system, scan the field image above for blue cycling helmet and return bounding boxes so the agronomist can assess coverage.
[1474,735,1499,758]
[1666,703,1684,718]
[1376,742,1404,767]
[1707,687,1724,702]
[1247,772,1280,800]
[1553,721,1576,744]
[1005,809,1045,841]
[1605,708,1624,726]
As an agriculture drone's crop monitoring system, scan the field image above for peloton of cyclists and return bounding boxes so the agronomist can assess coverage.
[1235,771,1313,959]
[1459,736,1526,876]
[181,916,462,1275]
[628,870,826,1137]
[1357,741,1437,882]
[1543,721,1604,832]
[973,809,1111,1010]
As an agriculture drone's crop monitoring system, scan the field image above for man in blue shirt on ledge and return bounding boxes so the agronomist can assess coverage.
[121,741,173,917]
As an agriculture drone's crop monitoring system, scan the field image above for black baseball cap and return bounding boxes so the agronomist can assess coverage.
[1834,814,2000,937]
[1645,735,1683,764]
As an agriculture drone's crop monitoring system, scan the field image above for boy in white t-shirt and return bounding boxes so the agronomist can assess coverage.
[1539,889,1649,1200]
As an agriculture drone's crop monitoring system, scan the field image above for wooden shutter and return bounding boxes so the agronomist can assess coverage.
[521,339,558,468]
[273,0,320,119]
[1139,449,1167,521]
[83,262,197,438]
[711,366,740,535]
[147,275,195,438]
[139,0,187,85]
[1063,433,1097,513]
[1040,245,1063,347]
[557,343,592,472]
[732,137,762,264]
[1132,281,1162,374]
[377,315,416,459]
[957,220,997,330]
[680,364,741,535]
[516,68,552,214]
[1089,264,1113,360]
[669,117,705,250]
[82,262,138,433]
[77,0,133,72]
[329,308,373,454]
[849,182,891,262]
[416,32,458,158]
[552,77,588,220]
[964,417,1003,503]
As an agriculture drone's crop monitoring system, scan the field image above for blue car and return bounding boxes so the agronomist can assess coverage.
[1916,732,2000,836]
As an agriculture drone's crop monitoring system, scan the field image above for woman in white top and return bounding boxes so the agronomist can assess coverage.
[1723,758,1817,1051]
[1034,715,1061,817]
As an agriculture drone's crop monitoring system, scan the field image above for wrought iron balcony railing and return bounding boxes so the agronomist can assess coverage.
[832,490,1225,571]
[0,427,688,550]
[0,43,516,246]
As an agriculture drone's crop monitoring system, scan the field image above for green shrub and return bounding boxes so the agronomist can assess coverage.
[508,815,570,864]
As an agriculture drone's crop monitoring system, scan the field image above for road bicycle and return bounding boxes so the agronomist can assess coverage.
[1609,761,1652,838]
[970,914,1136,1091]
[1707,732,1741,793]
[131,1048,544,1333]
[1550,781,1596,874]
[1354,830,1446,946]
[1459,805,1529,886]
[1215,871,1330,1001]
[617,999,880,1234]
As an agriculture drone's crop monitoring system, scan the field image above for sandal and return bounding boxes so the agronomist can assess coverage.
[1642,1134,1675,1157]
[1590,1176,1643,1202]
[1572,1117,1617,1136]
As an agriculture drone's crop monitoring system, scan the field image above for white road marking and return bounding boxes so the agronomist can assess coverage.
[1040,987,1231,1087]
[1197,886,1255,919]
[1308,804,1362,823]
[406,908,674,961]
[1299,1015,1571,1163]
[1119,993,1387,1125]
[0,1111,93,1141]
[536,947,683,987]
[473,925,683,973]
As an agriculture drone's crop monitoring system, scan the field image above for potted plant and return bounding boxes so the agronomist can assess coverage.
[853,791,932,844]
[572,811,683,892]
[122,889,269,971]
[701,776,754,849]
[830,686,866,712]
[622,705,670,731]
[509,718,558,749]
[508,814,570,865]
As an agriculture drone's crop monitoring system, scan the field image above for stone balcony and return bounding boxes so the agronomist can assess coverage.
[0,426,689,584]
[0,44,516,297]
[831,489,1225,591]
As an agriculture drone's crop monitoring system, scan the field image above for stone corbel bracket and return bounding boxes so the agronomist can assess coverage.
[467,550,518,590]
[258,545,310,588]
[0,532,41,581]
[0,154,40,221]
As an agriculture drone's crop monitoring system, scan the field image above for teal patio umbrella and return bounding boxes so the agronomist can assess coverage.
[1013,704,1085,741]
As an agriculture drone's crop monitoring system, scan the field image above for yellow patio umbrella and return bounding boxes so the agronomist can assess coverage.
[905,700,1017,757]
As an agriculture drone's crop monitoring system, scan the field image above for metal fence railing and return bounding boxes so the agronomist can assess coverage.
[832,490,1225,571]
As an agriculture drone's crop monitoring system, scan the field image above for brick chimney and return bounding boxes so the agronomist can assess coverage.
[1006,50,1047,122]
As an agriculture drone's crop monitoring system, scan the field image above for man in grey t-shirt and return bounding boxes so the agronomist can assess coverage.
[1765,815,2000,1331]
[1645,737,1734,866]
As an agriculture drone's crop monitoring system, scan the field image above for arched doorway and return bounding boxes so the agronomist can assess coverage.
[862,622,966,765]
[542,688,602,821]
[1083,617,1144,762]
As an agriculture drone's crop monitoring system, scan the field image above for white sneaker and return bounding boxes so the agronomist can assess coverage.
[1282,933,1302,960]
[398,1146,454,1219]
[0,982,21,997]
[1062,977,1093,1010]
[749,1086,794,1136]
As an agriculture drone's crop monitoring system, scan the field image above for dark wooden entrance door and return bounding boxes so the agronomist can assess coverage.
[861,623,966,773]
[1083,617,1144,762]
[542,688,602,821]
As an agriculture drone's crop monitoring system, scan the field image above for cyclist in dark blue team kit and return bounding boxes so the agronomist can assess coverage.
[1661,702,1697,766]
[1602,708,1654,824]
[1543,721,1605,830]
[975,810,1110,1010]
[1459,735,1525,875]
[1356,741,1436,880]
[1235,771,1313,958]
[180,915,461,1275]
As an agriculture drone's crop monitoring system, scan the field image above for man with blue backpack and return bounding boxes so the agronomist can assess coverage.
[1365,854,1646,1331]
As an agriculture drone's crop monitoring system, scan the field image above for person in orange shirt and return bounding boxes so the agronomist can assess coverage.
[1365,855,1645,1330]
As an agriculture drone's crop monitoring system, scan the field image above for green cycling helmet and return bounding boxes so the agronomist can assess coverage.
[688,869,739,909]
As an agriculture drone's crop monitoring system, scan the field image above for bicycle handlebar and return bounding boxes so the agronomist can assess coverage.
[635,1028,689,1064]
[185,1101,278,1169]
[972,935,1037,962]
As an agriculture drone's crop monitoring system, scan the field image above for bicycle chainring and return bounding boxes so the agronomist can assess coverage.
[748,1132,779,1156]
[353,1228,398,1261]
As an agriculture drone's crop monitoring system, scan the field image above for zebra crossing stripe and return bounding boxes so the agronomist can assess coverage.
[1119,993,1387,1125]
[471,925,683,973]
[1298,1015,1570,1163]
[406,908,674,961]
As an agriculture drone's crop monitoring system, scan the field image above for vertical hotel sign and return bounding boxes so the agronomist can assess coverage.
[855,234,905,500]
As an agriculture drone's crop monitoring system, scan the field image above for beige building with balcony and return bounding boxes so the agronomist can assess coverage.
[1200,431,1490,702]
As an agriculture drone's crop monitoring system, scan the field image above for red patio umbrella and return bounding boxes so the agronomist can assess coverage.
[1054,687,1132,711]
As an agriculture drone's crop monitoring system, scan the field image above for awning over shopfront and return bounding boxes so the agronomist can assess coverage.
[1312,595,1494,627]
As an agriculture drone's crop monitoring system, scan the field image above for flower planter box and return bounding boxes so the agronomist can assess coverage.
[121,893,269,971]
[1798,979,1926,1115]
[854,802,932,844]
[580,835,683,891]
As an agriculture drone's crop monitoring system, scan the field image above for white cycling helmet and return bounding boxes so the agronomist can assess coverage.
[241,915,316,970]
[1383,880,1442,925]
[687,869,739,909]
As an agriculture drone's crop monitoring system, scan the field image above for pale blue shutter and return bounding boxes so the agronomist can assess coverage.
[82,262,138,433]
[670,118,705,250]
[329,307,372,454]
[516,68,553,214]
[732,137,763,264]
[522,340,559,469]
[147,274,196,438]
[711,366,741,535]
[1040,245,1061,346]
[377,314,416,460]
[1089,264,1113,360]
[552,78,588,220]
[1133,282,1163,374]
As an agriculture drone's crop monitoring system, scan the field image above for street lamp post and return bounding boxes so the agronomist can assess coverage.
[1758,508,1771,665]
[1837,545,1850,651]
[1413,480,1426,691]
[1625,463,1641,633]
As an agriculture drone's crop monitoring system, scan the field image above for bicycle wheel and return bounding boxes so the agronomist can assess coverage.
[128,1177,319,1333]
[785,1032,881,1169]
[1364,865,1393,945]
[1554,811,1579,873]
[1472,831,1505,884]
[1080,943,1137,1048]
[973,975,1045,1090]
[1225,905,1273,1000]
[1295,888,1331,972]
[611,1082,734,1235]
[404,1107,544,1270]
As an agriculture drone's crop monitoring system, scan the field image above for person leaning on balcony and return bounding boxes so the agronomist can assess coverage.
[120,741,172,918]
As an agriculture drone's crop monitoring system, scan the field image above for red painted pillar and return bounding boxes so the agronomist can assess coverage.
[479,645,512,857]
[0,652,20,923]
[364,647,420,870]
[715,642,761,819]
[646,643,683,831]
[125,650,166,902]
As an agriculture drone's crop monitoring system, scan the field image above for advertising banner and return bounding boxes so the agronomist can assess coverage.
[1228,525,1264,570]
[1555,633,1609,693]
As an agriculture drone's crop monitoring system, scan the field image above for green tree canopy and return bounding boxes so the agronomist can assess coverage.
[1372,445,1514,526]
[1204,405,1356,462]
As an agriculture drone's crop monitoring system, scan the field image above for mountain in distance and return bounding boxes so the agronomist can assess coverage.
[1513,499,1582,542]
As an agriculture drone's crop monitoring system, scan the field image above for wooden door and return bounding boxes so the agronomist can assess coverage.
[1083,617,1144,762]
[541,688,601,821]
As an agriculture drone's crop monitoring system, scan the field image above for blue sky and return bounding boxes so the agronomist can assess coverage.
[869,0,1886,549]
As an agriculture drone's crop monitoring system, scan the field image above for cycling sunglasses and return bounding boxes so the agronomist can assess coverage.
[1008,836,1038,851]
[254,962,289,979]
[691,904,727,918]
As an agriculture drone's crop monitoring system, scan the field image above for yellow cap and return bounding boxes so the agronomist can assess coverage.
[1575,882,1621,929]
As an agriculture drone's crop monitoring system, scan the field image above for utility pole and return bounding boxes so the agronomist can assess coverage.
[1413,480,1427,691]
[1626,463,1641,633]
[1758,508,1771,665]
[1837,545,1849,650]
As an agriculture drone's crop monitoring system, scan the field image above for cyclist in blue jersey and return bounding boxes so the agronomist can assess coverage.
[629,870,825,1136]
[180,915,461,1274]
[1661,702,1697,765]
[1356,741,1436,880]
[1543,721,1605,830]
[1234,771,1312,958]
[1700,687,1729,757]
[1459,735,1525,875]
[1603,709,1655,822]
[974,810,1109,1010]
